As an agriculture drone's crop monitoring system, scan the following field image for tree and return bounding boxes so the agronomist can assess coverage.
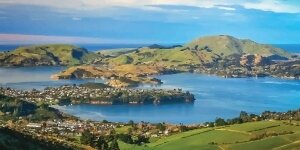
[128,120,134,127]
[156,123,166,131]
[215,118,226,126]
[39,103,49,109]
[179,123,187,132]
[240,111,250,123]
[109,139,120,150]
[134,135,149,145]
[80,130,94,145]
[102,120,109,123]
[117,134,133,144]
[58,98,71,106]
[95,136,108,150]
[127,127,133,134]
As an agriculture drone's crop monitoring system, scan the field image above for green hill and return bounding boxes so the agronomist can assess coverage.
[119,120,300,150]
[185,35,291,58]
[0,128,75,150]
[0,94,65,121]
[0,36,292,68]
[102,35,292,68]
[0,44,97,66]
[51,35,299,81]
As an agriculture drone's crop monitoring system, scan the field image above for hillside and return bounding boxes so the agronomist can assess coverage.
[0,44,97,66]
[0,128,75,150]
[186,35,291,58]
[102,35,292,68]
[0,94,66,121]
[120,120,300,150]
[53,35,299,87]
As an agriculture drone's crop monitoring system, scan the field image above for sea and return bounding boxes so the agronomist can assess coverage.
[0,44,299,124]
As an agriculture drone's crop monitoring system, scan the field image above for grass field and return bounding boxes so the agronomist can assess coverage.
[119,120,300,150]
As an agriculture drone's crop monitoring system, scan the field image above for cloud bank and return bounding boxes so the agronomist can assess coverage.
[0,34,149,44]
[1,0,299,14]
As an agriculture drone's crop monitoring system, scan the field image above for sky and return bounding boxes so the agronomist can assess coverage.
[0,0,300,44]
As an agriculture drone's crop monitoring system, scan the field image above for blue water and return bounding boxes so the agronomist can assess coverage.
[1,44,300,53]
[1,67,299,124]
[0,67,105,90]
[0,44,148,52]
[274,44,300,53]
[57,74,300,124]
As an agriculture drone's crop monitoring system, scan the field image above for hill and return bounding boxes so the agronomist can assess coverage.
[186,35,291,58]
[0,44,97,66]
[0,94,67,121]
[102,35,292,68]
[120,120,300,150]
[53,35,299,87]
[0,127,75,150]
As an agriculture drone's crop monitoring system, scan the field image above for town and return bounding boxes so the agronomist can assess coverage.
[0,84,195,105]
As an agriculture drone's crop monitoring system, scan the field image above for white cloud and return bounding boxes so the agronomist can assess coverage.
[217,6,236,11]
[244,0,300,13]
[0,0,299,14]
[0,33,150,44]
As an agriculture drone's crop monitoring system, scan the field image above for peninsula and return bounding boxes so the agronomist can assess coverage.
[52,35,300,87]
[1,35,299,88]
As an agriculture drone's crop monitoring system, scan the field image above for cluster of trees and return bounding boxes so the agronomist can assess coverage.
[0,94,62,121]
[0,94,36,117]
[58,98,72,106]
[206,111,262,127]
[117,133,149,145]
[80,130,119,150]
[205,109,300,127]
[0,127,75,150]
[250,131,294,141]
[80,129,150,150]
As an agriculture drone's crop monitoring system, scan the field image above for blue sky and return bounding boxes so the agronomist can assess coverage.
[0,0,300,44]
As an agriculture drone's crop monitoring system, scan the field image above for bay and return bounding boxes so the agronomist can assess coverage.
[0,67,299,124]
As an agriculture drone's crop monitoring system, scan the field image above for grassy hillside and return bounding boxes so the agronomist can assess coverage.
[0,44,97,66]
[0,128,75,150]
[119,120,300,150]
[186,35,291,58]
[106,47,211,67]
[0,94,64,121]
[103,35,292,68]
[0,35,292,68]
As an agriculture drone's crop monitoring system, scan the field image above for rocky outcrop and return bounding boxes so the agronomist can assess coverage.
[240,54,272,67]
[52,65,163,88]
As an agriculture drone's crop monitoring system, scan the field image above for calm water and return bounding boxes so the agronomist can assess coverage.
[0,67,299,124]
[0,44,148,52]
[0,67,105,90]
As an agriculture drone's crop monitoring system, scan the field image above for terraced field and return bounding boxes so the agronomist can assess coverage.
[119,120,300,150]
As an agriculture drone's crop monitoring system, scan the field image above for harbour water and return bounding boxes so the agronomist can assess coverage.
[1,67,299,124]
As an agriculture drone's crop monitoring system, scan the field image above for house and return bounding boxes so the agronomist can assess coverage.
[26,123,42,128]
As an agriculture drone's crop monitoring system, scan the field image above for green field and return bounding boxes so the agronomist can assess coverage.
[119,120,300,150]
